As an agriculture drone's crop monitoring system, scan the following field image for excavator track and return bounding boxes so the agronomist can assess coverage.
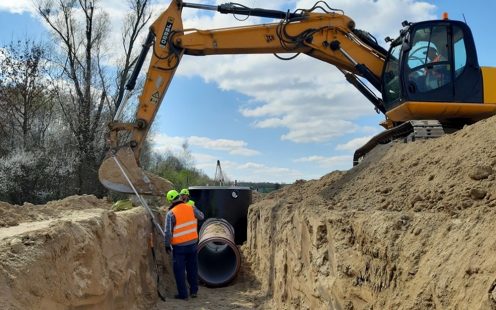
[353,120,444,165]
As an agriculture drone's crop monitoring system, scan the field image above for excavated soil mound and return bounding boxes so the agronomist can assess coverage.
[0,195,112,228]
[0,196,161,309]
[247,116,496,309]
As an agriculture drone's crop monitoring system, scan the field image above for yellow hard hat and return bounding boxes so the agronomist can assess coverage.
[180,188,190,196]
[187,200,195,206]
[166,190,180,203]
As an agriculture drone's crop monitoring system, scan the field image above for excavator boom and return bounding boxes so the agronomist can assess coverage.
[99,0,386,195]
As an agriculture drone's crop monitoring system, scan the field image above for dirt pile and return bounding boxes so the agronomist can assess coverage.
[246,116,496,309]
[0,196,158,309]
[0,195,113,228]
[153,250,265,309]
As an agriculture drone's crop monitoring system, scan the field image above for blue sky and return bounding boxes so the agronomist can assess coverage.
[1,0,495,183]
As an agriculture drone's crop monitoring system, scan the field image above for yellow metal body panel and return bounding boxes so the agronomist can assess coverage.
[387,67,496,124]
[482,67,496,103]
[386,101,496,122]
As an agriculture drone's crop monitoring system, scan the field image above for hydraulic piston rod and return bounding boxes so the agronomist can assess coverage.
[182,2,303,19]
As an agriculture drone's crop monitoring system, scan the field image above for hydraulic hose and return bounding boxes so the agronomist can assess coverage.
[197,218,241,287]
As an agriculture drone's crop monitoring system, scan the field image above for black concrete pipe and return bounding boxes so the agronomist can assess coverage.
[197,218,241,287]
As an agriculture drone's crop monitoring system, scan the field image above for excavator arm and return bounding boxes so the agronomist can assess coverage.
[99,0,388,195]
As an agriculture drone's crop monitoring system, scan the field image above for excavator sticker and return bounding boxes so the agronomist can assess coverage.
[159,17,175,48]
[151,91,160,104]
[265,34,275,43]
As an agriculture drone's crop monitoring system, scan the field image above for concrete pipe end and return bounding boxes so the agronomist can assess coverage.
[197,236,241,287]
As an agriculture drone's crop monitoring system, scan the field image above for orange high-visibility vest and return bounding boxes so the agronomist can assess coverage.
[171,203,198,245]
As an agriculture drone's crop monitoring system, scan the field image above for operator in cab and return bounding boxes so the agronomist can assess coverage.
[164,189,205,300]
[425,46,449,90]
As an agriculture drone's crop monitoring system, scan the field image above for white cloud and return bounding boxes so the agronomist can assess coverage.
[0,0,34,14]
[150,133,259,156]
[188,136,260,156]
[335,136,374,152]
[190,152,219,171]
[157,150,303,183]
[190,154,303,183]
[224,160,303,183]
[294,155,351,170]
[149,133,185,153]
[1,0,150,70]
[147,133,304,182]
[296,0,437,38]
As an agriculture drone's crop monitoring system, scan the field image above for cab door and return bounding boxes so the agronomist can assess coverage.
[403,20,483,104]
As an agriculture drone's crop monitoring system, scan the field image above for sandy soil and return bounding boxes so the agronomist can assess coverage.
[0,196,158,309]
[0,195,267,309]
[246,115,496,309]
[2,115,496,309]
[154,256,266,309]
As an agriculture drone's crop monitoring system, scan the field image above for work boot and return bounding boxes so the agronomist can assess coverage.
[174,294,188,300]
[190,293,197,298]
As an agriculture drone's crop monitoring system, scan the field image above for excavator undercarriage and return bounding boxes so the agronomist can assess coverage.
[353,120,445,165]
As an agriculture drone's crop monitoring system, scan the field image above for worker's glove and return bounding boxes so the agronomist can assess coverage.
[165,245,172,254]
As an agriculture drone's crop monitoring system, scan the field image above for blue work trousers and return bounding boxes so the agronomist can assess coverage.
[172,243,199,298]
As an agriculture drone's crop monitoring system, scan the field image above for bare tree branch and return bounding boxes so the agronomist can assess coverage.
[33,0,151,194]
[114,0,151,111]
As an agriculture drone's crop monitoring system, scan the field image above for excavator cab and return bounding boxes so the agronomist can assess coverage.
[382,19,495,125]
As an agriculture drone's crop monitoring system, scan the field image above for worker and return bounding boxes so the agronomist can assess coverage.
[426,46,446,63]
[179,188,190,203]
[179,189,197,207]
[164,189,205,300]
[425,47,449,89]
[180,188,197,209]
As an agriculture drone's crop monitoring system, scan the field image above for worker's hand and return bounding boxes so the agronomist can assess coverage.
[165,246,172,255]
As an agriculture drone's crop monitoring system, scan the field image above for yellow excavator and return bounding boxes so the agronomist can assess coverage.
[99,0,496,195]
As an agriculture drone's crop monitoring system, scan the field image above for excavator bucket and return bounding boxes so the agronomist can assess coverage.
[98,147,173,196]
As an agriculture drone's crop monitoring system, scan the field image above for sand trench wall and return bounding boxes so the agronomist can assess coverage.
[245,116,496,309]
[0,205,159,310]
[247,202,496,309]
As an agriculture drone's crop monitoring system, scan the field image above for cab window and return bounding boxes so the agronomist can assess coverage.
[383,44,401,105]
[400,21,481,104]
[453,25,467,78]
[406,25,451,94]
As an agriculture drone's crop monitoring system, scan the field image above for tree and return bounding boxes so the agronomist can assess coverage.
[0,148,76,204]
[0,40,56,153]
[0,40,80,204]
[35,0,151,195]
[144,142,214,190]
[113,0,151,113]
